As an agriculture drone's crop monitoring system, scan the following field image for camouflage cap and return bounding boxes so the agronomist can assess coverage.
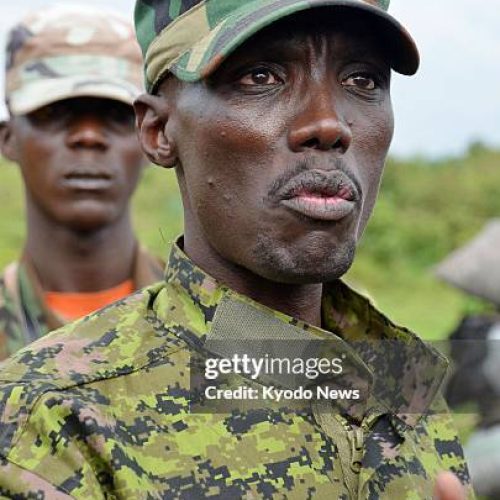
[5,4,144,116]
[135,0,419,93]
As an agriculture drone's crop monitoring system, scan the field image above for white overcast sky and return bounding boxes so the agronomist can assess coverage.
[0,0,499,159]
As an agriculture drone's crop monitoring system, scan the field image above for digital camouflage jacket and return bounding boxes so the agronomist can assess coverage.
[0,242,474,498]
[0,246,164,361]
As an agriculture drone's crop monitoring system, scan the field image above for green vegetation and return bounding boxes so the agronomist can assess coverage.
[1,146,499,342]
[348,145,499,340]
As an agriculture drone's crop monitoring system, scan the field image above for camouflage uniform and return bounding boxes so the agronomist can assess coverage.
[0,248,164,362]
[0,242,474,498]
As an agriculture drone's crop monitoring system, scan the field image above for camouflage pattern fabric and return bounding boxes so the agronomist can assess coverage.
[5,5,144,115]
[134,0,419,92]
[0,247,164,362]
[0,241,474,498]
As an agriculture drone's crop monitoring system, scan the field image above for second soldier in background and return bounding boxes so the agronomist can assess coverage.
[0,5,164,360]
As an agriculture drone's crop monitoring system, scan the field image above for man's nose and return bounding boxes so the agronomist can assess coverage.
[288,85,352,154]
[65,115,109,151]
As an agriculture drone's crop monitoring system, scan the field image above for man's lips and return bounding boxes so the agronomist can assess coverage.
[281,195,355,222]
[62,171,113,191]
[277,170,359,222]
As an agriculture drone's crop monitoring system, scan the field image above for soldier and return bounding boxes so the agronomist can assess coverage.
[0,5,164,360]
[0,1,472,498]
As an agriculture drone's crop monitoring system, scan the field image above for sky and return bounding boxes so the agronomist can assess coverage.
[0,0,498,159]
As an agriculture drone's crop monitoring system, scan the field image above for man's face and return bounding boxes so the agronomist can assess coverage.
[158,11,394,284]
[5,97,144,232]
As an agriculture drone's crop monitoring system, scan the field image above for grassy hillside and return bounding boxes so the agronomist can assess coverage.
[349,146,499,339]
[1,146,498,341]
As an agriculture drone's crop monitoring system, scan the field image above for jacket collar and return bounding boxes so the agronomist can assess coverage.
[161,240,448,429]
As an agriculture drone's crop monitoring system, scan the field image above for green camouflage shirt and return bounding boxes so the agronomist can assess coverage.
[0,247,163,361]
[0,242,473,498]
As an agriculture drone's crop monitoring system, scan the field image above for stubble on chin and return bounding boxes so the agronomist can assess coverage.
[251,233,356,284]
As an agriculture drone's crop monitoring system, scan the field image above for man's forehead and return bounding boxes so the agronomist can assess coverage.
[220,10,387,66]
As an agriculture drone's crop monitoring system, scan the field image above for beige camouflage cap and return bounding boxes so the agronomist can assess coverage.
[5,4,143,116]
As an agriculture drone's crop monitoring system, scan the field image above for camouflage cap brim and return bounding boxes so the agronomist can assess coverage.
[142,0,419,93]
[8,75,141,116]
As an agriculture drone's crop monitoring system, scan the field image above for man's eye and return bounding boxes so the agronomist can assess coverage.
[239,68,282,86]
[28,104,63,124]
[342,74,377,90]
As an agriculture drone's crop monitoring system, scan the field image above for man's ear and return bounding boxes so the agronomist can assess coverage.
[0,119,18,163]
[134,94,177,169]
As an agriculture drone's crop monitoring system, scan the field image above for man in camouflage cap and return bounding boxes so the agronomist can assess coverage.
[0,4,164,360]
[0,1,473,498]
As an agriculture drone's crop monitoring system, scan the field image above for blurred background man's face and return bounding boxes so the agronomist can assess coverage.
[8,97,144,232]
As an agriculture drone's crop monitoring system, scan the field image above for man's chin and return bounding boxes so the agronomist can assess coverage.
[251,240,356,285]
[262,262,354,285]
[59,209,117,233]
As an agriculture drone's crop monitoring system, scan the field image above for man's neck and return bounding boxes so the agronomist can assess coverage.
[183,232,323,327]
[24,208,137,293]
